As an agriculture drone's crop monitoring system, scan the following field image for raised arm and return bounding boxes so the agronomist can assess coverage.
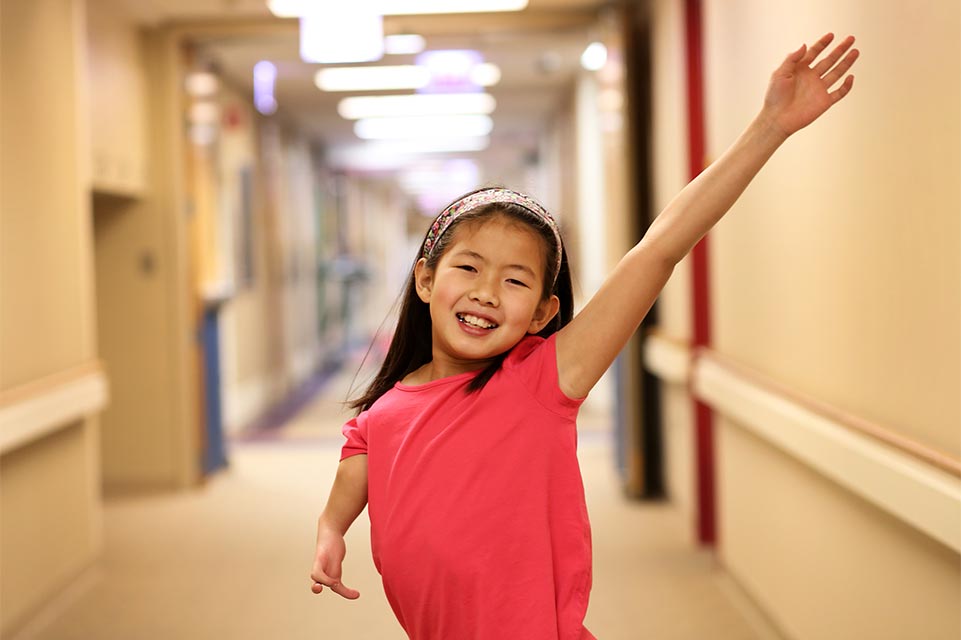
[556,33,859,399]
[310,454,368,599]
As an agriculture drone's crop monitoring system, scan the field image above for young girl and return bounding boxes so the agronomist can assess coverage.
[310,33,859,639]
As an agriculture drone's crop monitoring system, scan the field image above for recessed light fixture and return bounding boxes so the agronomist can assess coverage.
[253,61,278,115]
[268,0,528,18]
[384,34,427,55]
[338,93,496,119]
[581,42,608,71]
[299,6,383,63]
[315,63,501,92]
[315,66,431,92]
[328,138,491,170]
[354,115,493,140]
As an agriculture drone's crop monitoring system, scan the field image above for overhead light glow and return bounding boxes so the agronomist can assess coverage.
[328,138,490,170]
[382,0,527,14]
[337,93,496,119]
[268,0,527,18]
[185,71,219,97]
[315,66,430,92]
[299,6,383,63]
[354,115,493,139]
[384,34,426,55]
[253,60,278,115]
[581,42,607,71]
[470,62,502,87]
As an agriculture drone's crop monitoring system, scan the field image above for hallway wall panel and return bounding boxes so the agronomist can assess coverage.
[700,0,960,636]
[0,0,102,635]
[704,0,960,458]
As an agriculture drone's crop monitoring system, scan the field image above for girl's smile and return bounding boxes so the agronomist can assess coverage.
[414,215,560,380]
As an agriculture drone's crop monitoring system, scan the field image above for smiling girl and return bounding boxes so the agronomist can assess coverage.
[310,33,859,639]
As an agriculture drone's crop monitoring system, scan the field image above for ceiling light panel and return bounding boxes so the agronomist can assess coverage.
[299,5,383,63]
[384,34,426,55]
[337,93,496,119]
[268,0,528,18]
[354,115,493,139]
[315,66,430,92]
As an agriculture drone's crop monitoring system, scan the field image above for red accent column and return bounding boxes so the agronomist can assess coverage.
[685,0,716,546]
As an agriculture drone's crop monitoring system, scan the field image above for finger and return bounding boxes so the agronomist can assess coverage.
[801,32,835,65]
[310,567,339,591]
[812,35,855,76]
[829,75,855,104]
[822,49,859,88]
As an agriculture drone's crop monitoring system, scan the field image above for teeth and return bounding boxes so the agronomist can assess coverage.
[458,313,497,329]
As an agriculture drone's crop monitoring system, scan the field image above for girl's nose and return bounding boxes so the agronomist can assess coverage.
[469,281,499,307]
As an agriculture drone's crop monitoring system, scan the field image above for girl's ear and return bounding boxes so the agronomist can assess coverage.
[414,257,433,303]
[528,294,561,334]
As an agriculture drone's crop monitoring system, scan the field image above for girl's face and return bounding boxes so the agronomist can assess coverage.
[414,215,560,373]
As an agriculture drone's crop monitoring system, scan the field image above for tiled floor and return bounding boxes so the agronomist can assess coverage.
[20,365,777,640]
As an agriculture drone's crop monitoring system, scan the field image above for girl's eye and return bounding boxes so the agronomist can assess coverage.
[456,265,477,272]
[507,279,529,287]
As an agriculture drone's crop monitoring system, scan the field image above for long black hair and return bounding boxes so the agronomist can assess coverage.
[348,190,575,413]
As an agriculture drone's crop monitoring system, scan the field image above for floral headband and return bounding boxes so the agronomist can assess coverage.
[422,188,564,282]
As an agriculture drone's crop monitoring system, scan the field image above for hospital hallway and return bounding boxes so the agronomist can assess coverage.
[16,361,773,640]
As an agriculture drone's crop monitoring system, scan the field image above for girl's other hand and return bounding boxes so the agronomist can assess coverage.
[761,33,859,138]
[310,523,360,599]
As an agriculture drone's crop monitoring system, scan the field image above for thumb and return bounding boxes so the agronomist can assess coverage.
[788,43,807,63]
[310,564,361,600]
[330,580,361,600]
[775,43,806,75]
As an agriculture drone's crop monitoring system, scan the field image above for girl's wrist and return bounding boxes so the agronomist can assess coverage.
[751,110,791,146]
[317,514,348,538]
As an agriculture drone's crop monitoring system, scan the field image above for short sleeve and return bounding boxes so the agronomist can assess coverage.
[503,334,585,414]
[341,412,369,460]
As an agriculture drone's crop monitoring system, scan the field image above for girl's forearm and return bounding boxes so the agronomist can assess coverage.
[643,112,789,265]
[319,454,369,536]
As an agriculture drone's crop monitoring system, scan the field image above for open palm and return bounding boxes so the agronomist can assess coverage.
[763,33,859,137]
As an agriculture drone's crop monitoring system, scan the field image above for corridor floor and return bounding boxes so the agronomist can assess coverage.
[22,364,778,640]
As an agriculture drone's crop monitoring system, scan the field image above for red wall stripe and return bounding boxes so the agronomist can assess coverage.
[685,0,716,546]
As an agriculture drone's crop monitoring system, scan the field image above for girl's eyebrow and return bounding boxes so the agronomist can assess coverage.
[452,250,537,278]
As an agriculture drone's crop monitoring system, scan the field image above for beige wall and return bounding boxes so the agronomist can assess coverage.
[651,0,960,636]
[705,0,959,457]
[0,0,102,635]
[650,0,696,537]
[90,7,199,491]
[649,0,960,635]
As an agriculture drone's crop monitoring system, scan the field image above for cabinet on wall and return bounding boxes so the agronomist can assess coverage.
[87,0,146,197]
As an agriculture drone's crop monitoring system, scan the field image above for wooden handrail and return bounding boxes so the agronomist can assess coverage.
[0,361,104,408]
[695,347,961,479]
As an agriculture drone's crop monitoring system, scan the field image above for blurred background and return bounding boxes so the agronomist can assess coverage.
[1,0,959,638]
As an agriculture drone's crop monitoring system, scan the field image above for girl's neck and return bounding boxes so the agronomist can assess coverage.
[403,356,491,385]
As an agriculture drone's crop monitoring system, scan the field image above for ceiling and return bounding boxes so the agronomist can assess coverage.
[117,0,612,190]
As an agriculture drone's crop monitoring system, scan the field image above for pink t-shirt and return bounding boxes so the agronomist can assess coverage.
[342,334,595,640]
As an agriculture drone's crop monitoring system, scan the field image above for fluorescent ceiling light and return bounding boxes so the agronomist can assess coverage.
[384,34,426,55]
[382,0,527,14]
[253,61,278,115]
[328,138,490,170]
[315,66,430,92]
[581,42,607,71]
[338,93,496,119]
[269,0,528,18]
[300,7,383,63]
[185,71,218,97]
[470,63,502,87]
[354,115,493,139]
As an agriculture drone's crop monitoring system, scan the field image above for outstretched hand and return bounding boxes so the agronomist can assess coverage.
[762,33,859,137]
